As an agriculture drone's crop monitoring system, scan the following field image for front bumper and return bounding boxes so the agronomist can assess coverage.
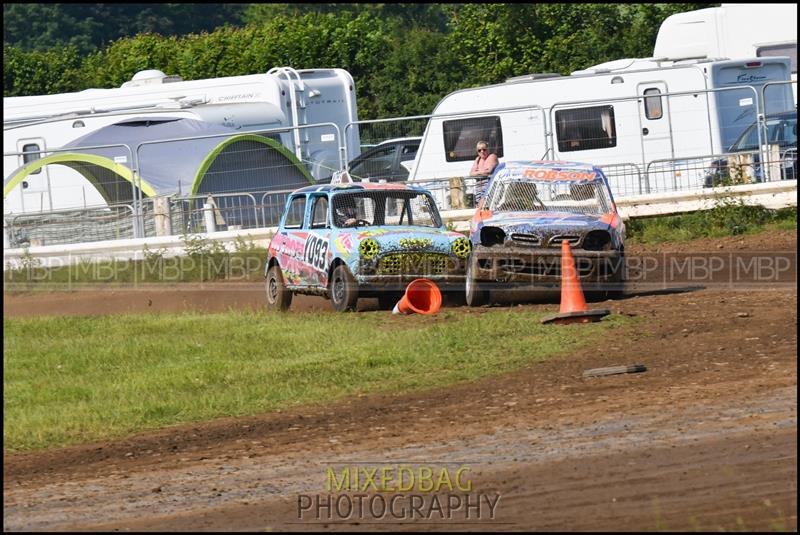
[355,274,466,292]
[471,245,623,285]
[353,252,467,290]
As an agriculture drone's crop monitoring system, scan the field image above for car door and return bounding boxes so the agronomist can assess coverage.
[274,193,308,287]
[302,194,332,288]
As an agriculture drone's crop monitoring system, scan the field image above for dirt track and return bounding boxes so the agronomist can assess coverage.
[3,230,798,531]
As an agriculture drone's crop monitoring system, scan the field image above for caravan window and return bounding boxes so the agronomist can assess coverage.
[643,88,663,120]
[443,116,504,162]
[22,143,42,175]
[555,106,617,152]
[757,43,797,74]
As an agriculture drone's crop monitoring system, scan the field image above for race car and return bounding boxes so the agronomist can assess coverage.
[265,182,470,312]
[466,160,626,306]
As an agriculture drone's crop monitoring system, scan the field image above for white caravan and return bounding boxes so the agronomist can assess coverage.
[654,3,797,103]
[3,67,360,213]
[408,56,794,198]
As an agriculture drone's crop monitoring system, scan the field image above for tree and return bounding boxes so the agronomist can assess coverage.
[3,4,247,55]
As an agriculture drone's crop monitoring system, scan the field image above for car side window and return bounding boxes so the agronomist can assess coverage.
[284,195,306,229]
[400,143,419,162]
[734,125,759,151]
[350,146,397,178]
[310,196,329,229]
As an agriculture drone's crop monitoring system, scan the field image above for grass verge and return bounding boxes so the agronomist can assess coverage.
[626,204,796,244]
[3,240,268,286]
[4,309,629,452]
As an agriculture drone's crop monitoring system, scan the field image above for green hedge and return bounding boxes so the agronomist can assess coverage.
[4,4,712,118]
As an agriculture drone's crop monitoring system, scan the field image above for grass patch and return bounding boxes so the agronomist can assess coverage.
[4,309,630,452]
[627,203,796,245]
[4,237,268,285]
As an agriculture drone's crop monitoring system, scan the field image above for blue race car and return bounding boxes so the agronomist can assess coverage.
[467,161,626,306]
[265,182,470,311]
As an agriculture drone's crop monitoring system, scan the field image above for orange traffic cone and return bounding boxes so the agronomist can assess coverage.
[392,278,442,315]
[541,240,610,325]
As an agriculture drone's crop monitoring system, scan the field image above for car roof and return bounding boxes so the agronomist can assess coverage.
[728,110,797,149]
[494,160,605,181]
[376,136,422,146]
[352,137,421,159]
[291,182,428,195]
[766,110,797,119]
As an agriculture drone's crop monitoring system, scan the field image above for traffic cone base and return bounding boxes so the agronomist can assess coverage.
[542,240,610,325]
[541,308,610,325]
[392,278,442,315]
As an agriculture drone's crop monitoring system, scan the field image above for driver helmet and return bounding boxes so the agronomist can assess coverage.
[336,205,358,223]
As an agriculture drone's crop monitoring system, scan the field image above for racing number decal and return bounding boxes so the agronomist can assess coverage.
[304,234,328,271]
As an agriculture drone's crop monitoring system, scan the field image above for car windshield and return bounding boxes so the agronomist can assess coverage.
[485,177,614,216]
[732,115,798,151]
[331,190,441,228]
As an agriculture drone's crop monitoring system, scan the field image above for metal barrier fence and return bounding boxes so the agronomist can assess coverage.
[130,122,345,238]
[6,203,136,247]
[3,81,796,248]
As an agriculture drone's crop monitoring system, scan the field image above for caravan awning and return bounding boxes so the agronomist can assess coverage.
[4,118,314,203]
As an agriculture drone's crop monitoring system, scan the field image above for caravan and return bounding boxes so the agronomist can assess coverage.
[408,56,795,200]
[3,67,360,214]
[654,3,797,103]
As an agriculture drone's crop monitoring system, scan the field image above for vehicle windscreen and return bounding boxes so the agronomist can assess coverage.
[733,116,798,151]
[331,190,441,228]
[485,178,613,216]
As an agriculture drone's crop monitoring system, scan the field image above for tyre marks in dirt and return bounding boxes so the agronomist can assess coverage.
[3,388,795,531]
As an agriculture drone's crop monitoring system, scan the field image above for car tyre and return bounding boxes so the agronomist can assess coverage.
[465,256,489,307]
[330,264,359,312]
[265,264,293,311]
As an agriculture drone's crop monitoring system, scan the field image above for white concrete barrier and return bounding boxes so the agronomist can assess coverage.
[3,228,277,269]
[616,180,798,219]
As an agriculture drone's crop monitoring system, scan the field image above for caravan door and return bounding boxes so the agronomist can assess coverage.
[15,138,52,212]
[637,82,675,166]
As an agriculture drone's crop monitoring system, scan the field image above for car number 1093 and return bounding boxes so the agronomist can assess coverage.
[304,235,328,270]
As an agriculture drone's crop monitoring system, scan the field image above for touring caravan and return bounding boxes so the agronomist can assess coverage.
[408,56,794,199]
[654,3,797,103]
[3,67,360,213]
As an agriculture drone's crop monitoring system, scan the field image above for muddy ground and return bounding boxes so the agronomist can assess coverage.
[3,230,797,531]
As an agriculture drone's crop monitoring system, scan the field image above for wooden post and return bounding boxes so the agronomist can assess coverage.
[728,153,754,183]
[449,176,466,209]
[766,144,782,182]
[153,196,173,236]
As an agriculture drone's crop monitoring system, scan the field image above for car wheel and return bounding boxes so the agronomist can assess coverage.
[330,264,359,312]
[265,264,293,311]
[465,256,489,307]
[589,255,626,301]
